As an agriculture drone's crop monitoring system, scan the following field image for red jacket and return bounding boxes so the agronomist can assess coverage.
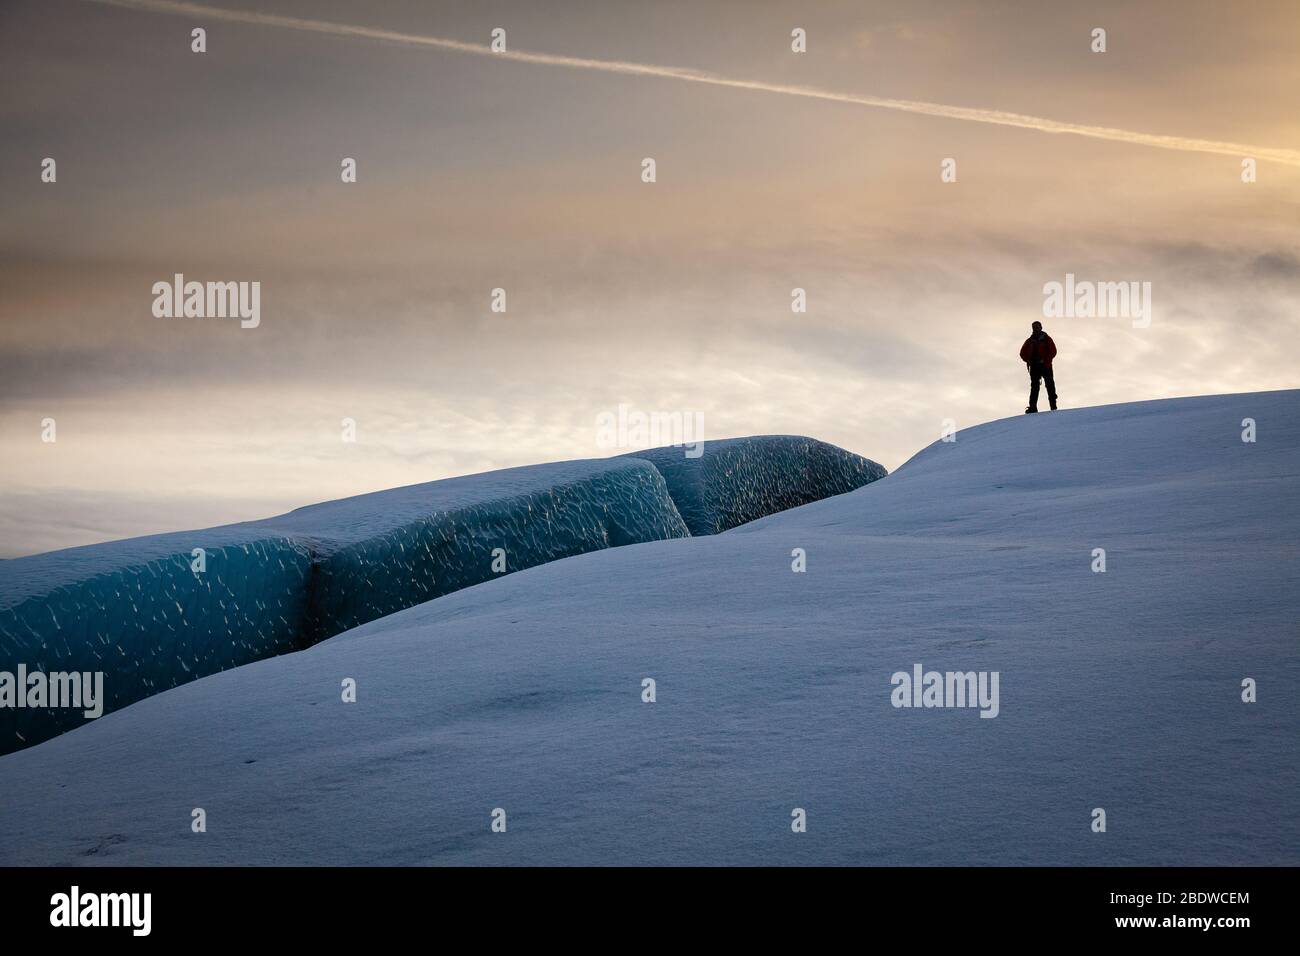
[1020,331,1056,367]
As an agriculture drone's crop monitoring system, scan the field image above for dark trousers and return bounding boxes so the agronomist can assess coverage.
[1028,362,1057,410]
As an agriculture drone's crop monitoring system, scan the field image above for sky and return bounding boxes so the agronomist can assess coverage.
[1,0,1298,557]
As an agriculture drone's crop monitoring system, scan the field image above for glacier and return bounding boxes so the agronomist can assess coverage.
[625,436,887,535]
[0,391,1294,865]
[0,529,315,752]
[0,438,883,753]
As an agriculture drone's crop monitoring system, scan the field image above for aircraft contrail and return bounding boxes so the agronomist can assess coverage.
[89,0,1300,167]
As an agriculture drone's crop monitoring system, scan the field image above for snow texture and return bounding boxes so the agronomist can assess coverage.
[0,391,1294,865]
[0,439,881,753]
[625,436,887,535]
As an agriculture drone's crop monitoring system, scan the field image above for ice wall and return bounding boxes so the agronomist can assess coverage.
[0,458,687,753]
[274,459,690,642]
[627,435,887,535]
[0,531,313,750]
[0,437,884,753]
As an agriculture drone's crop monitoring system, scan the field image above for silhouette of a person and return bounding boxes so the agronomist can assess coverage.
[1019,321,1057,413]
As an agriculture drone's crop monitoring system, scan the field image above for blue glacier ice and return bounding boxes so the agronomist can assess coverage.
[627,436,887,535]
[0,437,883,752]
[263,457,691,642]
[0,529,314,751]
[0,458,686,752]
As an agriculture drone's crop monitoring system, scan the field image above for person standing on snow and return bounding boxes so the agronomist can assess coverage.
[1019,320,1057,413]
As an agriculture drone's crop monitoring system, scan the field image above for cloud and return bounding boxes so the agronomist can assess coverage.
[88,0,1300,167]
[4,0,1297,557]
[1251,251,1300,281]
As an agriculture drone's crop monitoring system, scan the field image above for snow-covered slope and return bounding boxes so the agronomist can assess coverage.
[1,438,884,753]
[0,391,1295,865]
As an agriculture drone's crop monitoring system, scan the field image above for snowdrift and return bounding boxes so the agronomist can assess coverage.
[0,438,882,753]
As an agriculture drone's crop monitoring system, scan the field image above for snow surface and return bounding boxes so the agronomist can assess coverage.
[0,391,1295,865]
[0,439,882,753]
[626,436,886,535]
